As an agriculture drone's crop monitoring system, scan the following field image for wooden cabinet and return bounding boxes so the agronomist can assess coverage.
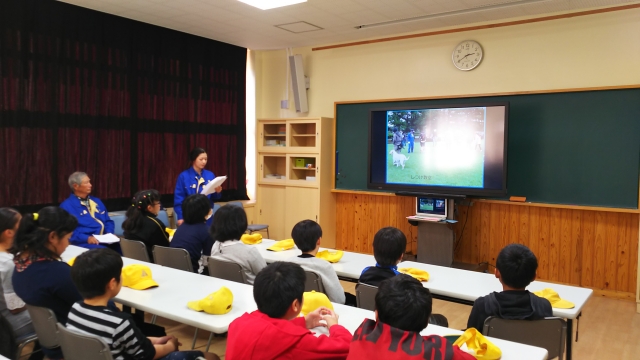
[256,117,336,247]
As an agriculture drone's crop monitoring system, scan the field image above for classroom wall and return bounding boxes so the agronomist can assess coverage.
[254,7,640,297]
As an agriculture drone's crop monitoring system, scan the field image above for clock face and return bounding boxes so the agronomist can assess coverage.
[452,40,483,71]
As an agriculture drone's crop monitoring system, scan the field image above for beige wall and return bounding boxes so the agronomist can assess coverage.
[255,7,640,119]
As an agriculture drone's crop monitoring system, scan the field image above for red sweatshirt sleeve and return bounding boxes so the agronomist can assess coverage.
[452,345,477,360]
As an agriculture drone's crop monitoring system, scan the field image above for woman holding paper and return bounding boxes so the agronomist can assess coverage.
[174,148,222,226]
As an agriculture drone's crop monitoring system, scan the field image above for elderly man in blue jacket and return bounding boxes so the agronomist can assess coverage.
[60,171,115,249]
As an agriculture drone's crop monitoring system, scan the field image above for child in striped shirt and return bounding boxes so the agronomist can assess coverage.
[66,248,219,360]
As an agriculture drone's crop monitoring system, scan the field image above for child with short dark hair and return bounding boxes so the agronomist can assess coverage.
[226,261,351,359]
[359,227,448,327]
[209,205,266,284]
[348,276,474,360]
[466,243,553,333]
[359,227,406,286]
[67,248,219,360]
[170,194,215,274]
[286,220,355,305]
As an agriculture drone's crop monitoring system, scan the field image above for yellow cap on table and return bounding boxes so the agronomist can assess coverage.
[187,287,233,315]
[267,239,295,251]
[122,264,159,290]
[453,328,502,359]
[533,288,575,309]
[316,250,344,263]
[241,233,263,245]
[301,291,333,316]
[398,267,430,282]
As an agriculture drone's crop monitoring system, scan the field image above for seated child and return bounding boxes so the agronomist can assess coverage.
[122,189,170,262]
[348,275,475,360]
[286,220,355,306]
[170,194,215,274]
[226,261,351,359]
[67,248,219,360]
[359,227,406,286]
[466,243,553,333]
[359,227,448,327]
[209,204,267,284]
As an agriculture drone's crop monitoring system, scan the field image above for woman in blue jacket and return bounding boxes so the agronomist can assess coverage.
[174,148,222,226]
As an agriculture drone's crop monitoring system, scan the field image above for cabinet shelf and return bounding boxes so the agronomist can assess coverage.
[292,167,316,170]
[291,134,315,137]
[264,134,286,137]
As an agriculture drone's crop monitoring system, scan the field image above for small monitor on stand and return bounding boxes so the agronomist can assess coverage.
[415,197,447,221]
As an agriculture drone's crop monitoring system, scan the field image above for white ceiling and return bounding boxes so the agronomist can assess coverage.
[59,0,637,50]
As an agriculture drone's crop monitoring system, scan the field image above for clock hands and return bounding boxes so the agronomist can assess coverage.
[457,52,475,63]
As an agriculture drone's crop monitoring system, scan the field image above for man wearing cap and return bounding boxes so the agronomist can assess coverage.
[466,244,553,333]
[60,172,116,250]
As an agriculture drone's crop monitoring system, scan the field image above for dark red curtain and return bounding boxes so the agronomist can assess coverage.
[0,0,247,212]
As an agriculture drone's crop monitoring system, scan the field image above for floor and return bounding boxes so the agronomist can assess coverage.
[18,283,640,360]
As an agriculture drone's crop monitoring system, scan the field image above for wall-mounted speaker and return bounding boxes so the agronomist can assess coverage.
[289,54,309,113]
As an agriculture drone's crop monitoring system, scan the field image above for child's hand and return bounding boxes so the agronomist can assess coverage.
[168,336,180,350]
[321,308,339,328]
[304,307,332,329]
[150,336,171,345]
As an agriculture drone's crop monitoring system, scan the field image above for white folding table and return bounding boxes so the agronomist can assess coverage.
[254,239,375,280]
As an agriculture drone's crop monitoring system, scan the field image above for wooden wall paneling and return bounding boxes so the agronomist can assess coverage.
[629,215,639,294]
[559,209,572,283]
[581,211,596,287]
[352,195,365,253]
[488,204,501,264]
[455,205,470,263]
[360,195,372,253]
[593,211,607,289]
[570,210,583,286]
[617,213,630,292]
[548,208,561,282]
[508,204,520,245]
[604,212,620,290]
[336,194,356,251]
[537,208,551,280]
[518,206,530,245]
[470,202,481,263]
[334,193,638,295]
[499,204,509,252]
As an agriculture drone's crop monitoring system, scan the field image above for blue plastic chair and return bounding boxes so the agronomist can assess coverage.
[111,215,125,237]
[156,210,170,228]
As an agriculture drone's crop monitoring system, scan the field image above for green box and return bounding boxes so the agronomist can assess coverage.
[295,158,305,168]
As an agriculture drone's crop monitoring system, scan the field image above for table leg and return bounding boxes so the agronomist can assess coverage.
[566,318,573,360]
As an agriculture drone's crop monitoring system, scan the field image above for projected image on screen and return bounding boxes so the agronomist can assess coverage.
[386,107,486,188]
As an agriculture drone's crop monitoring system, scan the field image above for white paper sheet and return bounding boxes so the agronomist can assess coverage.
[93,233,120,244]
[201,176,227,195]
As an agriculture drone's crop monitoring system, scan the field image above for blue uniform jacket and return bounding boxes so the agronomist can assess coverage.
[60,194,114,249]
[174,167,221,224]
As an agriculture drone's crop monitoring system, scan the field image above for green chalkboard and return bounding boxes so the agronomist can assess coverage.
[335,88,640,209]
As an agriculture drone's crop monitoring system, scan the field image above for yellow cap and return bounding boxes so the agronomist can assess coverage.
[67,257,76,266]
[398,267,430,282]
[240,233,263,245]
[316,250,344,263]
[453,328,502,359]
[122,264,159,290]
[301,291,333,316]
[267,239,295,252]
[166,228,176,237]
[187,287,233,315]
[533,288,575,309]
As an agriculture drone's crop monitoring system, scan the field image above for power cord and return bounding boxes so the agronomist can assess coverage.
[453,205,471,255]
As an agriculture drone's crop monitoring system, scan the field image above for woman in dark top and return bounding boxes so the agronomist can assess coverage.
[170,194,214,274]
[122,189,170,262]
[12,206,81,360]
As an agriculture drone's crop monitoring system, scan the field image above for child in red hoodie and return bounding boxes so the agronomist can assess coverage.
[226,261,351,360]
[348,276,475,360]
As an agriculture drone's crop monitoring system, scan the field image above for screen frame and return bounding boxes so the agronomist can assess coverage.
[416,197,448,218]
[367,102,509,197]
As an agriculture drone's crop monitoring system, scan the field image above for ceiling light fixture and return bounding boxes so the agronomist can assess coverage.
[355,0,550,29]
[237,0,307,10]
